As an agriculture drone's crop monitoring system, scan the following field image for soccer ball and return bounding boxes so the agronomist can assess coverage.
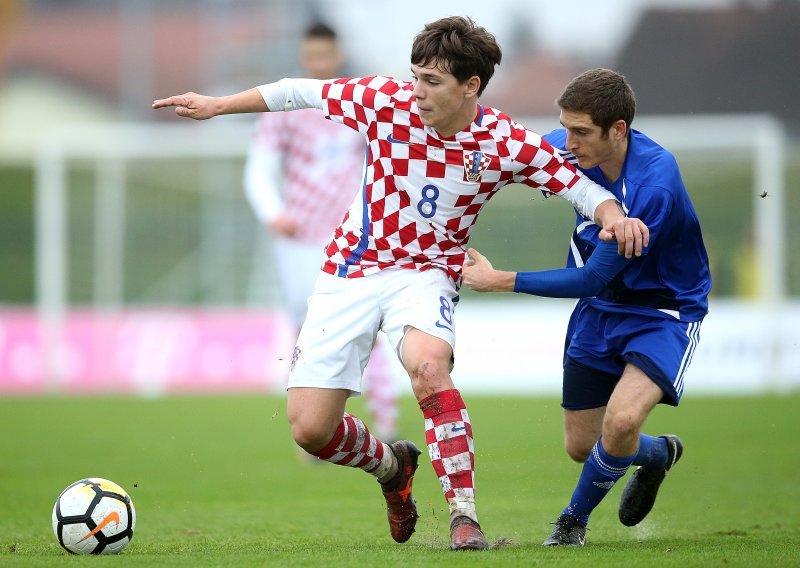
[51,478,136,555]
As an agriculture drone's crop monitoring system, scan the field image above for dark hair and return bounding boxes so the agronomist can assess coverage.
[410,16,502,97]
[305,22,337,41]
[557,68,636,135]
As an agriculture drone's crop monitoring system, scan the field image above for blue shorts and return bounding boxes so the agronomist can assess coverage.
[562,302,702,410]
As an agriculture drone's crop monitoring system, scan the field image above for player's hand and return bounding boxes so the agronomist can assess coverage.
[152,92,219,120]
[269,215,300,238]
[462,248,515,292]
[599,216,649,258]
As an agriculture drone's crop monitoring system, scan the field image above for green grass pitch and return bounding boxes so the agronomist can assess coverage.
[1,394,799,566]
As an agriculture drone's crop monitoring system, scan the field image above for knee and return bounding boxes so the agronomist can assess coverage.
[602,408,642,441]
[408,359,451,400]
[564,440,592,463]
[288,414,336,453]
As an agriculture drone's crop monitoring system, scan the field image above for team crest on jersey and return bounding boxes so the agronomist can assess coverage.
[463,150,491,182]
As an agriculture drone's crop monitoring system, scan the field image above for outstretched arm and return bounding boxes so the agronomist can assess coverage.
[462,249,516,292]
[463,241,629,297]
[152,79,327,120]
[152,88,268,120]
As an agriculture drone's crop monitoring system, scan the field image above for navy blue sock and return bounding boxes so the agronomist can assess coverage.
[632,434,669,469]
[563,439,636,526]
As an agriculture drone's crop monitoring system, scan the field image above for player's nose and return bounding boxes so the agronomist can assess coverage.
[565,133,578,152]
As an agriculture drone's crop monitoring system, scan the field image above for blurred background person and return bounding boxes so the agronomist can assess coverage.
[243,22,399,442]
[0,0,23,85]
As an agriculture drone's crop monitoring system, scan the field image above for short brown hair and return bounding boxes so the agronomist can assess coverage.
[557,68,636,134]
[410,16,502,97]
[305,22,337,41]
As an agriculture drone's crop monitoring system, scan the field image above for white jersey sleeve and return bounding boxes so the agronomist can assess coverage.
[558,175,616,222]
[508,123,616,221]
[243,138,284,224]
[256,79,326,112]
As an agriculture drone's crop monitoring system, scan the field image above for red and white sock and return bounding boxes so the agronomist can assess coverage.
[310,413,397,482]
[363,341,399,441]
[419,389,478,523]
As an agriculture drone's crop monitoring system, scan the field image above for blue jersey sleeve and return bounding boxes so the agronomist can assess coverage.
[513,240,629,298]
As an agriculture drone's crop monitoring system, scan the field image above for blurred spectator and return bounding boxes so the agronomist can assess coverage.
[243,22,399,441]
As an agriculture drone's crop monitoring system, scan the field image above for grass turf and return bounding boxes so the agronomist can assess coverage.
[1,394,799,566]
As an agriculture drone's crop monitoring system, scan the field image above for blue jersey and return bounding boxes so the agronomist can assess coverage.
[543,128,711,322]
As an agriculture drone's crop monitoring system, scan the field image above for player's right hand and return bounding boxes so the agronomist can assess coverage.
[462,248,515,293]
[152,92,218,120]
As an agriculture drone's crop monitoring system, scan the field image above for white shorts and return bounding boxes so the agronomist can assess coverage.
[288,267,458,394]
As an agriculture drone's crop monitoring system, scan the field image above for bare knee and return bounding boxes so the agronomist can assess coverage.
[601,364,663,453]
[564,432,594,462]
[286,387,348,453]
[563,408,604,463]
[602,408,643,444]
[286,397,341,453]
[401,329,454,401]
[408,359,451,400]
[289,415,337,453]
[565,441,592,463]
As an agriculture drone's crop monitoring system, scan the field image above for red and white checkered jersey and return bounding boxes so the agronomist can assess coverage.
[319,76,615,284]
[250,109,365,244]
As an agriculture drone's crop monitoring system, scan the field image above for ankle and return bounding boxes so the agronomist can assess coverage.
[377,446,399,485]
[449,503,478,524]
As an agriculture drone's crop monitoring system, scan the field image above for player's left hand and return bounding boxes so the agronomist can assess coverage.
[599,216,649,258]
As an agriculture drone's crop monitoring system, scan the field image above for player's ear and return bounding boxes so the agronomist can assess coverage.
[612,119,628,141]
[464,75,481,98]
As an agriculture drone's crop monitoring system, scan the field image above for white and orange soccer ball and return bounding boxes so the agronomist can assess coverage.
[51,478,136,555]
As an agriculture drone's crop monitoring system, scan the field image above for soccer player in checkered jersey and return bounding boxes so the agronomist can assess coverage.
[154,17,648,550]
[462,69,711,546]
[244,23,400,443]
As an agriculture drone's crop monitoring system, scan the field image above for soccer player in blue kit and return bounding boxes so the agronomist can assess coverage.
[463,68,712,546]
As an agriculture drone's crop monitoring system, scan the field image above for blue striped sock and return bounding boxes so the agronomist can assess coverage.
[563,438,636,526]
[632,434,669,469]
